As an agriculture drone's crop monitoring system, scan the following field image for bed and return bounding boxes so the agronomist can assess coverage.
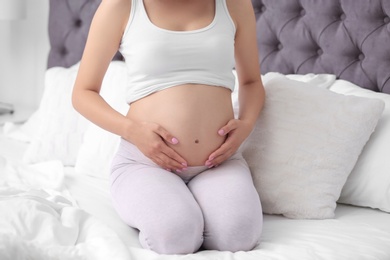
[1,0,390,259]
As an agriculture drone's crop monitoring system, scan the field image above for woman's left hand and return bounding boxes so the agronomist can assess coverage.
[205,118,253,168]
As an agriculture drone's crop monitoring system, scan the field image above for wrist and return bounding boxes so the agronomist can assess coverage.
[238,117,256,130]
[120,117,136,141]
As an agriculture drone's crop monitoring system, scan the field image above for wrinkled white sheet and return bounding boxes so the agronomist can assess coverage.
[0,155,130,260]
[2,104,390,260]
[65,170,390,260]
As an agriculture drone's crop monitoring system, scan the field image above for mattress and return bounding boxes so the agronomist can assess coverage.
[66,171,390,260]
[1,128,390,260]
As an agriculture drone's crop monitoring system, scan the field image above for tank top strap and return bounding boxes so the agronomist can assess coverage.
[132,0,148,24]
[119,0,236,104]
[218,0,236,33]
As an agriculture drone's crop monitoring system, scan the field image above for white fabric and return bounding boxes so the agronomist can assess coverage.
[22,62,89,166]
[3,67,390,257]
[12,65,390,217]
[21,61,127,167]
[2,110,41,143]
[74,71,337,180]
[0,131,29,164]
[120,0,236,104]
[0,152,130,260]
[281,75,390,213]
[329,80,390,213]
[66,167,390,260]
[242,74,385,219]
[74,62,128,178]
[232,72,337,118]
[2,126,390,259]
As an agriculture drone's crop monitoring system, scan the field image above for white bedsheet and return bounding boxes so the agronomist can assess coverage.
[65,171,390,260]
[1,128,390,260]
[0,134,130,260]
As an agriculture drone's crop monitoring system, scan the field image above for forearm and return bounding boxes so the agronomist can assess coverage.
[72,88,132,139]
[238,79,265,129]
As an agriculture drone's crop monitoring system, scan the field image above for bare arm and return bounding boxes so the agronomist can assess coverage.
[233,0,265,127]
[72,0,187,171]
[72,0,131,137]
[206,0,265,167]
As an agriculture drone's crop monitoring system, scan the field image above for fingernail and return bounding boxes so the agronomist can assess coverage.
[176,169,182,173]
[181,162,187,167]
[205,161,212,166]
[171,137,179,144]
[218,129,224,135]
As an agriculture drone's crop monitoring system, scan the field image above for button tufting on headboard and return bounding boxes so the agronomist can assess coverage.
[47,0,123,69]
[74,18,83,28]
[252,0,390,94]
[60,47,68,56]
[48,0,390,94]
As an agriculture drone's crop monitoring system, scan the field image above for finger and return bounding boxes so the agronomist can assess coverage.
[162,146,188,169]
[205,143,231,167]
[151,153,175,171]
[211,146,237,166]
[148,140,186,167]
[146,138,187,169]
[156,152,186,171]
[218,119,238,136]
[208,140,231,161]
[153,124,180,145]
[205,152,231,168]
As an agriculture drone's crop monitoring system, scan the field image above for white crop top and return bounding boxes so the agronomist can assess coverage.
[119,0,236,104]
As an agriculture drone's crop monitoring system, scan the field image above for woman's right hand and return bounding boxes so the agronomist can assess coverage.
[127,121,188,172]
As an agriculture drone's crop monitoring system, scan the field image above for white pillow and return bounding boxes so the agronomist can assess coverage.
[74,62,128,178]
[329,80,390,213]
[232,72,336,119]
[23,63,89,166]
[23,61,127,167]
[242,75,385,219]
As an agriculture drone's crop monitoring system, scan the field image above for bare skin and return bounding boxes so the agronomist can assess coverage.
[72,0,265,170]
[128,84,234,166]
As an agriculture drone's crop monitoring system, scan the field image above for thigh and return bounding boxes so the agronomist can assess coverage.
[111,162,202,230]
[188,155,263,251]
[111,162,205,253]
[188,155,261,214]
[110,138,199,226]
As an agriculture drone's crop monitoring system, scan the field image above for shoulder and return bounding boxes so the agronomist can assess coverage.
[101,0,131,8]
[99,0,131,18]
[225,0,255,28]
[98,0,131,31]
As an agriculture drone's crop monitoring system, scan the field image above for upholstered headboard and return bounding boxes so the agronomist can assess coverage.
[47,0,390,94]
[47,0,123,69]
[253,0,390,94]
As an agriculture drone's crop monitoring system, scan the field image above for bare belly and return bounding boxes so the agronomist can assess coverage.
[126,84,234,166]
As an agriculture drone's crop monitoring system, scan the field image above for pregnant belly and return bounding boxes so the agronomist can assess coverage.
[126,84,234,166]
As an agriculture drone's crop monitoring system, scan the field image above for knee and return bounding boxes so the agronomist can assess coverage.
[139,209,204,254]
[203,211,263,252]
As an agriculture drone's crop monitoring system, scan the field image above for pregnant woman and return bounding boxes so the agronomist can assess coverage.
[72,0,265,254]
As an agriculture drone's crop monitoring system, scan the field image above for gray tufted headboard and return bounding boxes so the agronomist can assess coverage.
[47,0,123,69]
[47,0,390,94]
[253,0,390,94]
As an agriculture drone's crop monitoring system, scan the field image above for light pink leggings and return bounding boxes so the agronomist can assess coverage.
[110,138,263,254]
